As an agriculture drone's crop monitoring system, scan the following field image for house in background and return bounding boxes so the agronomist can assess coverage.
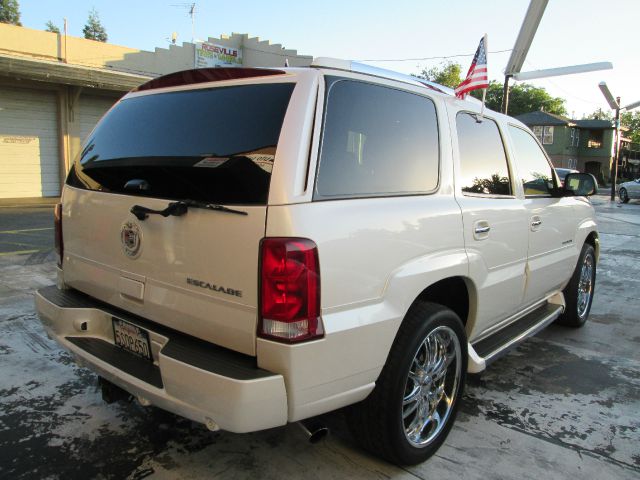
[0,23,311,201]
[515,110,640,184]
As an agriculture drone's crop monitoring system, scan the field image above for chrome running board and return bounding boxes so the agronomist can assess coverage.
[468,294,565,372]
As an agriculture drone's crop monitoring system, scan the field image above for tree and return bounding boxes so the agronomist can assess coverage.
[621,111,640,144]
[413,62,567,117]
[45,20,60,34]
[584,109,640,144]
[0,0,21,26]
[83,8,107,42]
[416,62,462,89]
[584,108,612,121]
[470,81,567,117]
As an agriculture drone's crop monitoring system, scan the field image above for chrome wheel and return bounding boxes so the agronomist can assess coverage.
[577,252,594,318]
[402,326,461,447]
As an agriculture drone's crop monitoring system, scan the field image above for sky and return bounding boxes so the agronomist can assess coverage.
[17,0,640,118]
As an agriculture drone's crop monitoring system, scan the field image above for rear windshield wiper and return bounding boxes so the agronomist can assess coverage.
[131,199,248,221]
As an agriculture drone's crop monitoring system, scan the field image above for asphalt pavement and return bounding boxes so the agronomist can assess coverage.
[0,196,638,479]
[0,206,54,256]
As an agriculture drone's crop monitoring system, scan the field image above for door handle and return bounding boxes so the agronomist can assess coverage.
[473,220,491,240]
[531,219,542,227]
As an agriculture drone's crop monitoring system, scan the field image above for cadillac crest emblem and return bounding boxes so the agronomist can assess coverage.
[121,221,142,258]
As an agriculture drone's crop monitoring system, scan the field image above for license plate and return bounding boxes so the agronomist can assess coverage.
[112,318,152,361]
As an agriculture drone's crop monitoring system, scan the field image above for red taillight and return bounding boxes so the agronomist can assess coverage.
[259,238,323,343]
[54,203,63,267]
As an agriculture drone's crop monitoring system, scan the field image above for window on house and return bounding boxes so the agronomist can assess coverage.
[571,128,582,147]
[532,126,543,142]
[587,130,603,149]
[532,125,554,144]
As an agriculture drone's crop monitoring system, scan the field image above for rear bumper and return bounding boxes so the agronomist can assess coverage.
[35,285,288,433]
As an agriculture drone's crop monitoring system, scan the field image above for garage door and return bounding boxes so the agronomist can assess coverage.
[80,95,117,143]
[0,87,60,198]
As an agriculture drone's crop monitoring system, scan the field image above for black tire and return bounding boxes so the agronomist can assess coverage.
[619,188,630,203]
[557,243,596,327]
[346,302,467,465]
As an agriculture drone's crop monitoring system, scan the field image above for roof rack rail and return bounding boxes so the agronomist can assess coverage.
[311,57,456,96]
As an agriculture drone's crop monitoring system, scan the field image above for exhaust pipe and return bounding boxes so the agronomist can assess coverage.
[298,419,329,444]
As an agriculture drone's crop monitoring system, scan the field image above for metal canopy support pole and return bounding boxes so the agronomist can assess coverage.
[501,75,512,114]
[610,98,621,201]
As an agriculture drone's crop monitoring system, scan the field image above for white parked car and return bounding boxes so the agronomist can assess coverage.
[618,178,640,203]
[35,59,599,465]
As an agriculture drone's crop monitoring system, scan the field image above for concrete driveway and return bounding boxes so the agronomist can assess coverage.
[0,196,638,479]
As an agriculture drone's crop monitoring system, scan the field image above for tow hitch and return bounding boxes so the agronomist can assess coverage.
[98,377,132,404]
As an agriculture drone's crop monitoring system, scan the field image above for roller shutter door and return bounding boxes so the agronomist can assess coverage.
[80,95,117,143]
[0,87,60,198]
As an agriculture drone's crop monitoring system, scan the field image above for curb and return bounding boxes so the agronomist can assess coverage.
[0,197,60,208]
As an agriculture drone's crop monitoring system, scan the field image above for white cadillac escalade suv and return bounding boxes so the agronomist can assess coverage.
[36,59,599,465]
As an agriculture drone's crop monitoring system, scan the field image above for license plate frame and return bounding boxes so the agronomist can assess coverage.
[112,317,152,361]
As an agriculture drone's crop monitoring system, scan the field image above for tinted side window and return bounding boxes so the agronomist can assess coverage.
[315,79,439,199]
[508,125,554,196]
[456,113,511,195]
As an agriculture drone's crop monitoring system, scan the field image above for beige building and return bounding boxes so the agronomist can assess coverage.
[0,23,312,200]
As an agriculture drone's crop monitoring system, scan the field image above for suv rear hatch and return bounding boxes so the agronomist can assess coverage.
[61,72,297,356]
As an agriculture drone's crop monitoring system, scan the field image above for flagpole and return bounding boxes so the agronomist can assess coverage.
[480,33,488,121]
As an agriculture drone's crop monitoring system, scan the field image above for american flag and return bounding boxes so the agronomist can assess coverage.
[455,36,488,99]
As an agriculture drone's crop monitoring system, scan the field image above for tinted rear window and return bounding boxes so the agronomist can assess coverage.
[67,83,295,204]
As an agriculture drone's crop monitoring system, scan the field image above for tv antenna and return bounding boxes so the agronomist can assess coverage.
[170,3,197,43]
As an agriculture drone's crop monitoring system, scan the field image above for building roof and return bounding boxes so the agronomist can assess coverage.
[516,111,619,131]
[574,119,615,129]
[515,111,574,127]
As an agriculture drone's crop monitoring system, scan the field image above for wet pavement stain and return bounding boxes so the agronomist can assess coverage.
[0,313,221,480]
[0,363,221,479]
[460,337,640,474]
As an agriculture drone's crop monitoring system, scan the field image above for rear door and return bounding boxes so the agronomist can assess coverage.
[452,111,529,338]
[61,76,305,356]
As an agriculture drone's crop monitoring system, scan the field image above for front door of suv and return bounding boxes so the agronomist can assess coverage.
[507,124,579,307]
[453,112,529,337]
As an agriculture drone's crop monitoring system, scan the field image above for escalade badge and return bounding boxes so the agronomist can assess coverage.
[121,221,142,258]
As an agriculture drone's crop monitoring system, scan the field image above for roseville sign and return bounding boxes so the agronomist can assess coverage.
[195,42,242,68]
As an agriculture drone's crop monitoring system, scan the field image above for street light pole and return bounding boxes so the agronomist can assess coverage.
[598,82,640,201]
[501,75,512,114]
[610,98,621,201]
